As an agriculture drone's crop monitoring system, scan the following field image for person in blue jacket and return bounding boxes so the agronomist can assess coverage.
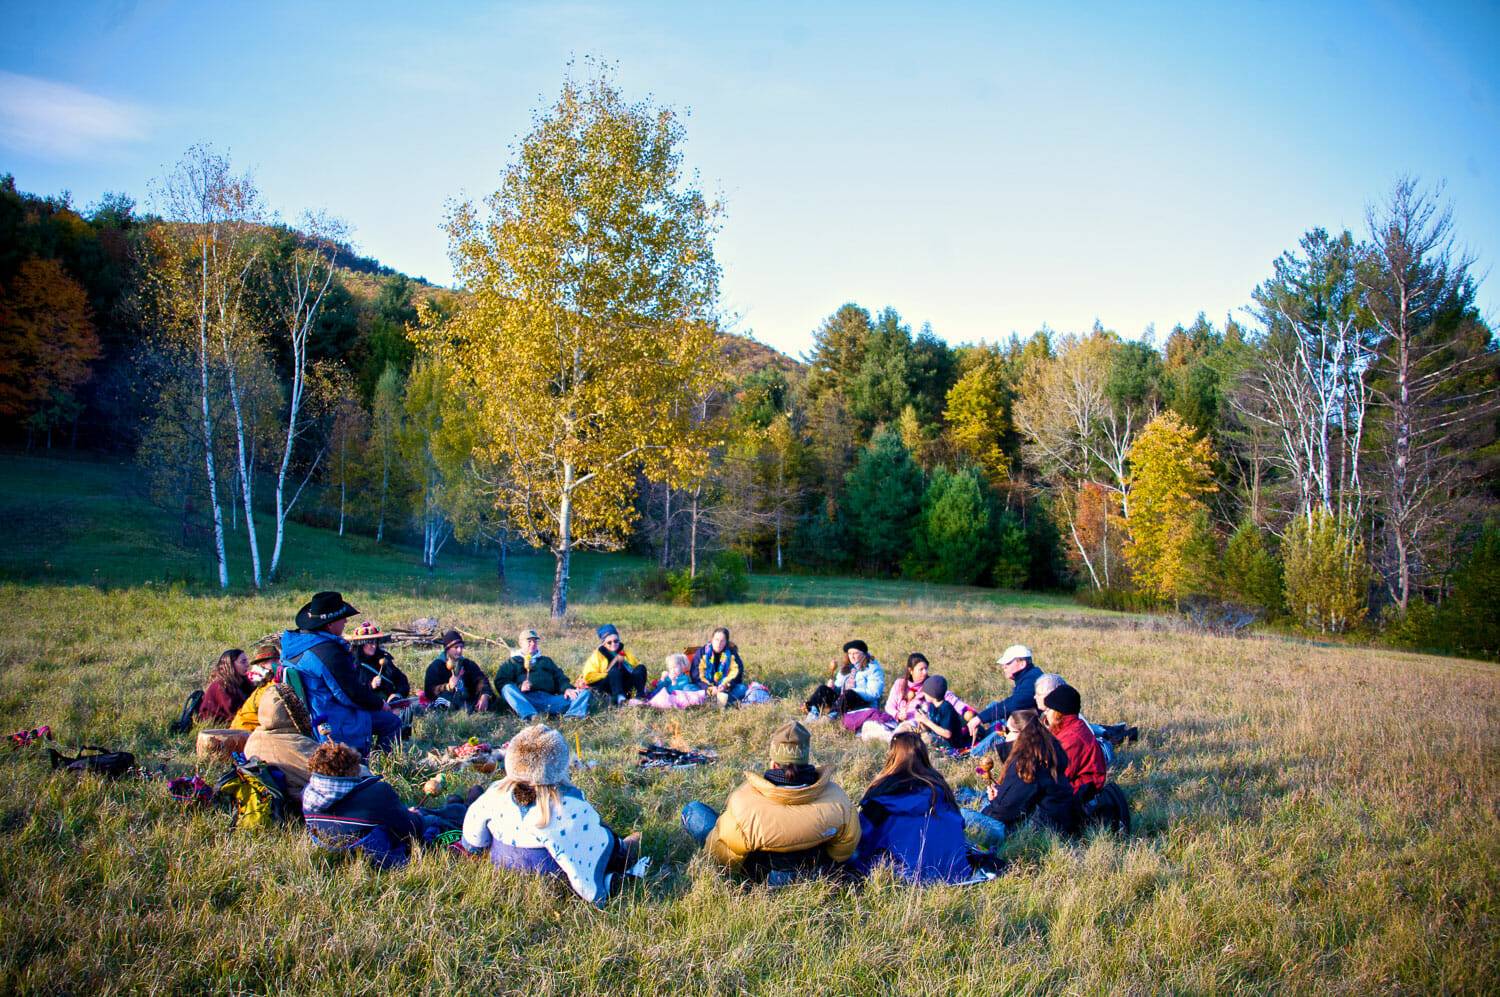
[303,741,471,868]
[850,732,972,883]
[281,591,400,755]
[977,644,1044,726]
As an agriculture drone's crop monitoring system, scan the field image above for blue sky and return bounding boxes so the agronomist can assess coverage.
[2,1,1497,358]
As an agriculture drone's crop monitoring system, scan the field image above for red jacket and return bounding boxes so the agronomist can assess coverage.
[198,678,248,724]
[1051,714,1108,795]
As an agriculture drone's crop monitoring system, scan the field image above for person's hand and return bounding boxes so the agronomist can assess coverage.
[370,676,382,690]
[986,785,998,801]
[967,716,982,736]
[520,679,532,693]
[475,694,492,713]
[563,688,580,700]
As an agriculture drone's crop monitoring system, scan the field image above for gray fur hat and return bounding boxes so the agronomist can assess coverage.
[503,724,571,785]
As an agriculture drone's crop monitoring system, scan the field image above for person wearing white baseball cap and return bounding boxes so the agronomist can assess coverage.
[977,644,1042,726]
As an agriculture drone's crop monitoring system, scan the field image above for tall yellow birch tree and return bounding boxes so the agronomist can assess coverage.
[434,70,723,618]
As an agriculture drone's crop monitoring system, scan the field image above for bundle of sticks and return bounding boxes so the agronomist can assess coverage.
[251,620,514,657]
[637,743,718,769]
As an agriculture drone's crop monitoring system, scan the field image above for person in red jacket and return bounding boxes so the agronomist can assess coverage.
[1041,684,1108,801]
[198,648,253,724]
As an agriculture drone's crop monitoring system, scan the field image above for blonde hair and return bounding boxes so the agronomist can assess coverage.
[664,652,690,676]
[495,774,564,828]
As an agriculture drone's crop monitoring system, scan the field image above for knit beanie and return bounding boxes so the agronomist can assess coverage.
[596,623,619,641]
[769,720,811,766]
[504,725,571,785]
[920,675,948,699]
[1042,684,1082,716]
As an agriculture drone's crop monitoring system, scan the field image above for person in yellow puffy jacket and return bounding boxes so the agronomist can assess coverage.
[576,624,648,705]
[680,721,860,885]
[230,645,282,732]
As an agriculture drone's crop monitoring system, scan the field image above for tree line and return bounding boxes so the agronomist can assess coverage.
[0,71,1495,657]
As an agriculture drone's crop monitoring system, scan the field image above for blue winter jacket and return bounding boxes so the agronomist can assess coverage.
[851,774,971,883]
[304,772,420,869]
[282,629,383,753]
[989,663,1043,721]
[848,659,885,704]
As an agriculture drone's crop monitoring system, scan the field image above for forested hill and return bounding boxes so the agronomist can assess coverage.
[0,172,801,450]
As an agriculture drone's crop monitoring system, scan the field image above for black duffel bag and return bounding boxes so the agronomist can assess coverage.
[48,745,136,779]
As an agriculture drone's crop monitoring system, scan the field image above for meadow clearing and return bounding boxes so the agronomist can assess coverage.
[0,453,1495,995]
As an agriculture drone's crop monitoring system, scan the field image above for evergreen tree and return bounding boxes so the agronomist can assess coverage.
[842,426,924,575]
[1222,520,1284,615]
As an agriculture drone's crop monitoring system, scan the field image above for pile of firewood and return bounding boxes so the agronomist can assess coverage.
[250,618,513,656]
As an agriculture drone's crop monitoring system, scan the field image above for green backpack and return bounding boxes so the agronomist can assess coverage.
[215,757,290,830]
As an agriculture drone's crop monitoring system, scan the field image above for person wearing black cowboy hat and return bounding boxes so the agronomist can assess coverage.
[280,591,401,754]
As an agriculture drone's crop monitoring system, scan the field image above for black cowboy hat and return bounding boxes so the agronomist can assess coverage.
[295,591,360,631]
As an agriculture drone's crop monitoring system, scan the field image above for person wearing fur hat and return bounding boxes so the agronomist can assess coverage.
[350,621,409,702]
[462,725,641,906]
[804,640,885,721]
[679,720,861,885]
[1041,684,1109,800]
[576,624,648,705]
[977,644,1044,726]
[422,631,495,712]
[281,591,401,755]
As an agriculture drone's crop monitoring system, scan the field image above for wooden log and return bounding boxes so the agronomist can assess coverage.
[196,728,249,761]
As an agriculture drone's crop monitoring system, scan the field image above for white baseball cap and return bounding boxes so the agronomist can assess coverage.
[996,644,1033,666]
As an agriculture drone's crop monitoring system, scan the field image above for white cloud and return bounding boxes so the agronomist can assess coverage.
[0,71,150,160]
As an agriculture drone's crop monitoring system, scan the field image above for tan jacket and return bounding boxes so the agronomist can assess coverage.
[231,684,269,732]
[243,685,320,803]
[705,766,860,870]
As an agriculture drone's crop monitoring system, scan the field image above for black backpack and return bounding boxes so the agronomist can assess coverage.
[1083,782,1131,835]
[49,745,137,779]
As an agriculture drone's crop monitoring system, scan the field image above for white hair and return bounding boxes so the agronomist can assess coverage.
[1033,672,1066,707]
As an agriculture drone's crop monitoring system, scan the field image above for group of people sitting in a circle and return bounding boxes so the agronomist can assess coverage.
[185,590,1134,904]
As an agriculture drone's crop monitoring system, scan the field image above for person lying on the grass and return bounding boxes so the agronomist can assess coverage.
[422,630,495,713]
[303,741,470,868]
[804,640,885,720]
[690,626,747,704]
[462,724,641,906]
[846,652,982,741]
[850,732,971,883]
[350,621,410,702]
[244,683,365,807]
[642,653,708,710]
[960,709,1081,848]
[680,720,860,885]
[199,648,253,725]
[1041,684,1108,801]
[1030,672,1136,766]
[907,675,975,752]
[577,624,648,705]
[976,644,1044,726]
[231,644,281,732]
[283,591,401,755]
[494,629,591,720]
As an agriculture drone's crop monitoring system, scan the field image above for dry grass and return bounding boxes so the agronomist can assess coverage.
[0,580,1496,995]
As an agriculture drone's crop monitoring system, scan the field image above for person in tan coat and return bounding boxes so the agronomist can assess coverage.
[680,720,860,885]
[243,684,363,806]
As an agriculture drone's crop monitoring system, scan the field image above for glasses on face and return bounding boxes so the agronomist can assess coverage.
[604,638,621,647]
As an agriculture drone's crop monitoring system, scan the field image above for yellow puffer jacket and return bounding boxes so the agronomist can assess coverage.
[231,684,270,732]
[705,766,860,870]
[577,647,639,687]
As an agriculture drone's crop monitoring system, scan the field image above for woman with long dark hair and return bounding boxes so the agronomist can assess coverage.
[962,709,1082,846]
[850,732,971,882]
[198,648,253,724]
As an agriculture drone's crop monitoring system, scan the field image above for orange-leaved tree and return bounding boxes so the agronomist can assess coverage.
[0,257,100,436]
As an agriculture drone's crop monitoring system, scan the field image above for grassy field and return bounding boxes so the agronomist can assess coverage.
[0,453,1496,995]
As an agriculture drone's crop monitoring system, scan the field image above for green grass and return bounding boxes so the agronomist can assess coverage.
[0,453,1496,994]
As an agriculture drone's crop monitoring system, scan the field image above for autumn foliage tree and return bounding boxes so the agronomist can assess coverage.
[438,70,723,617]
[0,257,100,440]
[1125,412,1218,607]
